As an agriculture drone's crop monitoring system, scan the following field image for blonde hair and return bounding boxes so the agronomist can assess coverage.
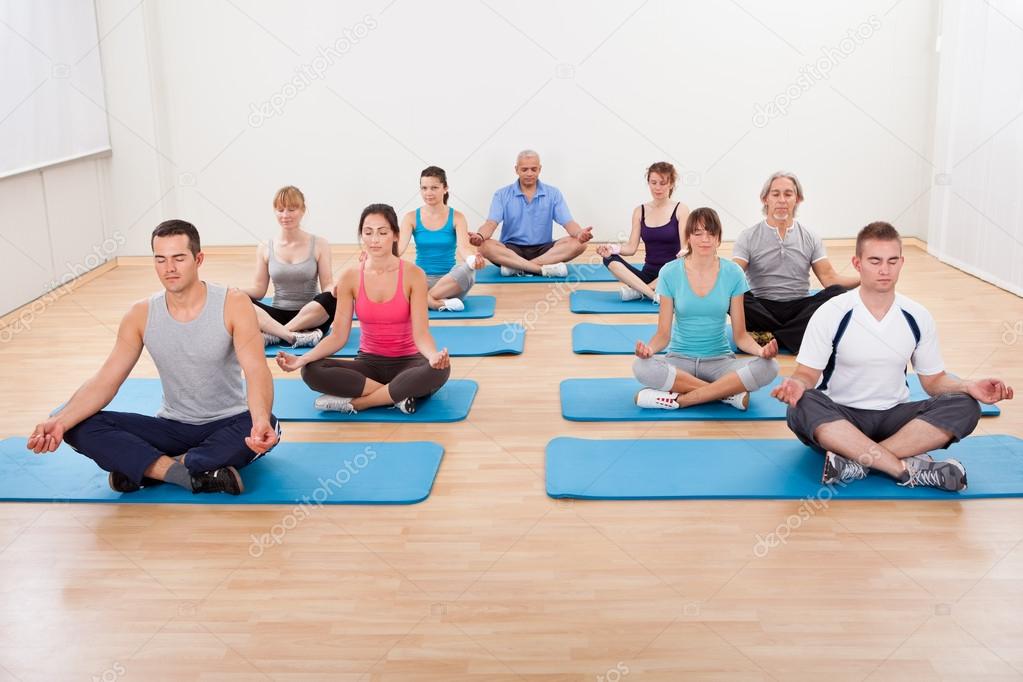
[273,185,306,211]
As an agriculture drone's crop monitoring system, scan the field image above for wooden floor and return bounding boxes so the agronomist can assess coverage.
[1,242,1022,681]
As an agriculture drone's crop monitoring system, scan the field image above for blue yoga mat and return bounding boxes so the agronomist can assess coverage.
[266,324,525,357]
[571,323,791,355]
[475,262,638,283]
[560,376,1000,421]
[546,435,1023,500]
[259,295,495,320]
[104,378,479,423]
[570,290,659,314]
[573,323,658,354]
[0,438,443,504]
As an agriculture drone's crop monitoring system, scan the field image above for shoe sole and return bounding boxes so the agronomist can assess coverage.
[224,466,245,495]
[821,452,838,485]
[945,458,968,492]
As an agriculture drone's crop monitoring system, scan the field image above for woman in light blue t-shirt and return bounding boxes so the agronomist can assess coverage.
[632,207,780,411]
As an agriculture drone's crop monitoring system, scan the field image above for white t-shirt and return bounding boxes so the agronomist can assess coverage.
[797,290,944,410]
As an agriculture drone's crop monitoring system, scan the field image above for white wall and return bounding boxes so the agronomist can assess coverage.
[0,157,115,317]
[928,0,1023,296]
[85,0,939,253]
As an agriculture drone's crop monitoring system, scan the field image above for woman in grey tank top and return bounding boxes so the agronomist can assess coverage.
[238,186,336,348]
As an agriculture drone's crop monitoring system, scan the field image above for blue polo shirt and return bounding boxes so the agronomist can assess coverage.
[487,180,573,246]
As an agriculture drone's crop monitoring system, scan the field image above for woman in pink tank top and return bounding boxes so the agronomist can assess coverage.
[275,204,451,415]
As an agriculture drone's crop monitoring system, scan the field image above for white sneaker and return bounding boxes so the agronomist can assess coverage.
[540,262,569,278]
[290,329,323,348]
[262,332,282,347]
[652,292,661,305]
[635,388,680,410]
[313,394,357,414]
[439,298,465,312]
[500,265,524,277]
[720,392,750,411]
[620,286,643,302]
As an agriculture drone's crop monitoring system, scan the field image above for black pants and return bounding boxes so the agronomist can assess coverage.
[742,285,846,353]
[64,410,279,484]
[301,352,449,403]
[254,290,337,336]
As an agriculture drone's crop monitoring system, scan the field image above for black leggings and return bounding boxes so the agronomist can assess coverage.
[300,352,449,403]
[253,291,337,336]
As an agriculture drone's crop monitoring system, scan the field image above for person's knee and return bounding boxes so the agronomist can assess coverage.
[62,411,107,449]
[941,392,982,434]
[743,357,779,391]
[567,237,587,256]
[432,364,451,385]
[633,357,669,389]
[300,361,324,384]
[479,239,501,259]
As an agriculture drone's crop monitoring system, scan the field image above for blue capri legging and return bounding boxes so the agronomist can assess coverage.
[602,254,663,285]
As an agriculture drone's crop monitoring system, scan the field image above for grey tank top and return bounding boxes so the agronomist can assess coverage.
[269,237,318,310]
[143,283,247,424]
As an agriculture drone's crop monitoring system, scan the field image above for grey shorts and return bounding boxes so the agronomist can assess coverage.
[633,352,779,393]
[426,262,476,296]
[786,389,981,453]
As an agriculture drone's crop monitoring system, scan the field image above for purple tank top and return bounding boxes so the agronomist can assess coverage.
[641,202,682,268]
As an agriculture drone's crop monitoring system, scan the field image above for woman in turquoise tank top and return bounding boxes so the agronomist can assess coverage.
[398,166,486,312]
[631,208,780,412]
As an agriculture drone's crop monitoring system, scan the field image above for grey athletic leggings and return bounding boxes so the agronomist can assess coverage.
[633,352,779,393]
[301,352,450,402]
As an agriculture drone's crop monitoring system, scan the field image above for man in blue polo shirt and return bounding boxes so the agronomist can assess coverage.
[469,150,593,277]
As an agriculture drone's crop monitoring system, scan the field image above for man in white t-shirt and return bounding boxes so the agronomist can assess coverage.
[772,221,1013,492]
[733,171,860,353]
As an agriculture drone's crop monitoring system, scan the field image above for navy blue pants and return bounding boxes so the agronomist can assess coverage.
[63,410,280,484]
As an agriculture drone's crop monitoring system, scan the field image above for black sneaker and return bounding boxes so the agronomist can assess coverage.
[394,396,417,414]
[899,458,967,492]
[108,471,141,493]
[190,466,244,495]
[108,473,163,493]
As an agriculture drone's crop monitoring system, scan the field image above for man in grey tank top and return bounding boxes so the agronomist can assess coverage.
[27,220,279,495]
[732,171,860,353]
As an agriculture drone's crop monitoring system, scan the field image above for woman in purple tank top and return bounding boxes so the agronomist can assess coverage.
[597,162,689,303]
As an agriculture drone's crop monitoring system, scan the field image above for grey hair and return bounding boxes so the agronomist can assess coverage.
[516,149,541,165]
[760,171,804,216]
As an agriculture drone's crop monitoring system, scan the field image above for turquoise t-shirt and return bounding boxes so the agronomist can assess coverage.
[656,257,750,357]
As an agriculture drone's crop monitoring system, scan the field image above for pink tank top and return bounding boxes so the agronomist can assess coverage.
[356,261,419,357]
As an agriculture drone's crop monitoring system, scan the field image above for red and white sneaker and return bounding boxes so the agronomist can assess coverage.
[635,388,680,410]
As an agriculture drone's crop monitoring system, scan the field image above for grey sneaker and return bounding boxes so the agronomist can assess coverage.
[821,450,868,485]
[540,262,569,278]
[290,329,323,348]
[313,394,357,414]
[900,457,967,492]
[262,332,282,347]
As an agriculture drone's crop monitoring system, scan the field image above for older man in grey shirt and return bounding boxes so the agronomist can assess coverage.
[733,171,859,353]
